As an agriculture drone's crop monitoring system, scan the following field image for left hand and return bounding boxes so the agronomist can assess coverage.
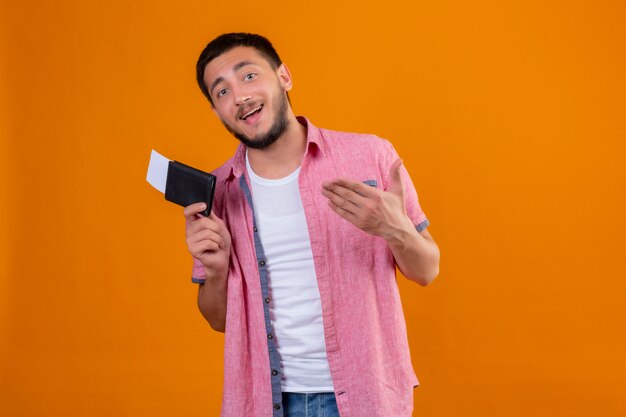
[321,159,414,241]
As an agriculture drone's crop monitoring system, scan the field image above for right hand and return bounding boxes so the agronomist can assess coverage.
[184,203,231,278]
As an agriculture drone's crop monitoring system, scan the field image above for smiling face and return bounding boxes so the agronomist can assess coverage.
[202,46,293,149]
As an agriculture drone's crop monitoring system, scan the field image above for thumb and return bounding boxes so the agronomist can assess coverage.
[388,159,404,197]
[209,210,223,224]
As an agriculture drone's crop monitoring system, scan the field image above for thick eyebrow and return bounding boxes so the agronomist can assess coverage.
[208,60,256,96]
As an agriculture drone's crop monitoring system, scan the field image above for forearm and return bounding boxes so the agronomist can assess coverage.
[386,220,440,286]
[197,267,228,332]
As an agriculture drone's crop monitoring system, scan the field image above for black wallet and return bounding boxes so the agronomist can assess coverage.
[164,160,216,216]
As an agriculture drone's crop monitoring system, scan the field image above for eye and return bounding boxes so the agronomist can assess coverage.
[244,72,257,81]
[216,88,229,98]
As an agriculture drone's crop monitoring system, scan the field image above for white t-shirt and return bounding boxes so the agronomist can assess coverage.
[246,152,334,393]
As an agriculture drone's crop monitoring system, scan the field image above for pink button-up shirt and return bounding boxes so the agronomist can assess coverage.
[192,117,429,417]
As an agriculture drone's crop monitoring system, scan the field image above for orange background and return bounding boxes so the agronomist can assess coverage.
[1,1,625,416]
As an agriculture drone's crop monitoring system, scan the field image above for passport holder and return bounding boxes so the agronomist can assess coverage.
[165,160,216,216]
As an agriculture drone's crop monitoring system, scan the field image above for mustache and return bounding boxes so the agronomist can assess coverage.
[236,102,263,119]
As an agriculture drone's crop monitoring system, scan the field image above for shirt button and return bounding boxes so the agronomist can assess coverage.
[253,226,258,232]
[271,369,279,376]
[265,297,271,303]
[273,404,281,410]
[259,260,266,266]
[267,333,273,340]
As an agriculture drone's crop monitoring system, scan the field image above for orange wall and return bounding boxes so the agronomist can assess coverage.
[1,1,625,416]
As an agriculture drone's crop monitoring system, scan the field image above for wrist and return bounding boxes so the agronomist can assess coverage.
[384,217,417,248]
[203,264,228,285]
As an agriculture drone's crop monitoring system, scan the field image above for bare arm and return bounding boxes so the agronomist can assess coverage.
[321,159,440,285]
[197,271,228,332]
[386,225,440,286]
[185,202,231,332]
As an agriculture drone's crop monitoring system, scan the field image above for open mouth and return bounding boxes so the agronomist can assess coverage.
[240,104,263,121]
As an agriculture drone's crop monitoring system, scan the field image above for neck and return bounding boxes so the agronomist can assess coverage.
[246,112,307,179]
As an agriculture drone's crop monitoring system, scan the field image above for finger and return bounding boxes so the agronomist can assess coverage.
[323,179,378,200]
[388,159,404,197]
[186,216,222,236]
[208,210,226,226]
[322,182,370,208]
[187,230,225,253]
[189,239,221,256]
[184,203,208,222]
[187,228,226,249]
[321,187,359,214]
[327,199,359,224]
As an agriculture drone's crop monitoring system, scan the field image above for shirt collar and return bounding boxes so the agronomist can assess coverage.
[221,116,324,183]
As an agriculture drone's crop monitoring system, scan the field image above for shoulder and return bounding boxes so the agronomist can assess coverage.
[317,126,394,156]
[301,116,393,156]
[315,125,403,190]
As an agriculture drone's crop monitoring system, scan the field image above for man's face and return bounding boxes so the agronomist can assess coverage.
[203,46,292,149]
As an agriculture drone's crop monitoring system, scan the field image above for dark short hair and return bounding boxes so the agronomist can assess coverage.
[196,33,283,106]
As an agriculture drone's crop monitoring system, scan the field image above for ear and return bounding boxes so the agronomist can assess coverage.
[276,63,293,92]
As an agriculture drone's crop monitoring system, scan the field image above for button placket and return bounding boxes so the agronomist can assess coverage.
[239,176,283,416]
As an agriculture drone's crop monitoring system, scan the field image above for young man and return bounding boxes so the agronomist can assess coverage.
[184,33,440,417]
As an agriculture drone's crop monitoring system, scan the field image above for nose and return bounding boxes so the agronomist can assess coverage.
[235,90,252,106]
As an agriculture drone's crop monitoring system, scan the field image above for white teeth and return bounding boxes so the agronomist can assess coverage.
[241,105,262,120]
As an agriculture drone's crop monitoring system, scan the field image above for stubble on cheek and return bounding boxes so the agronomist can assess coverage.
[219,92,291,151]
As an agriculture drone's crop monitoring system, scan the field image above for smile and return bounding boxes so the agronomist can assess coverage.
[240,104,263,121]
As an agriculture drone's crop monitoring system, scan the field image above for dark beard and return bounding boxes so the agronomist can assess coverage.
[224,93,290,150]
